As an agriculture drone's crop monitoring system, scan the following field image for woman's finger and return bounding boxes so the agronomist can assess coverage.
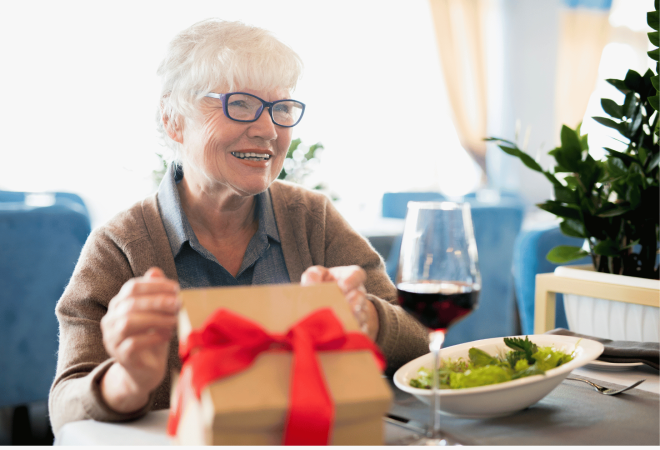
[328,265,366,293]
[345,289,369,333]
[117,277,179,300]
[144,267,166,279]
[113,293,181,316]
[103,312,177,350]
[301,265,332,285]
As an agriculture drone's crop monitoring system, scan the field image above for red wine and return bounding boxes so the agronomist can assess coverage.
[397,281,479,331]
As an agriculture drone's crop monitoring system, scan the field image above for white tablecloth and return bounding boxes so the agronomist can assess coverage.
[54,364,658,446]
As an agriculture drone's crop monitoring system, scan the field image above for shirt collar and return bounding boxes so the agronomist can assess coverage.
[157,162,281,258]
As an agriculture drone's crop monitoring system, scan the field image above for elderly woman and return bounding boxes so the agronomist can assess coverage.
[49,19,429,432]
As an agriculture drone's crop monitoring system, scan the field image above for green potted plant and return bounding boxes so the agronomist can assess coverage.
[487,2,658,341]
[487,1,659,280]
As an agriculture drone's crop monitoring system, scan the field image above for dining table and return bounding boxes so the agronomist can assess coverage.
[54,362,659,446]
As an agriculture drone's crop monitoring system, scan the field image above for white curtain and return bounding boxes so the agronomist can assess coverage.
[428,0,489,179]
[554,5,612,133]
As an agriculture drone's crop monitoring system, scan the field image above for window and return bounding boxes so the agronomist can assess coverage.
[0,0,480,227]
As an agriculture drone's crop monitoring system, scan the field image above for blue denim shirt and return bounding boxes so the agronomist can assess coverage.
[156,163,290,289]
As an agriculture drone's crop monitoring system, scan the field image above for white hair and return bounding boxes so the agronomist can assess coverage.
[155,19,304,158]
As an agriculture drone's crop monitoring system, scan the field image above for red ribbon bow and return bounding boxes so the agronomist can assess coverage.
[167,307,386,445]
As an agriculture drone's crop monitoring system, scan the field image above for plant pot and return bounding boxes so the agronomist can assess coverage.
[555,265,660,342]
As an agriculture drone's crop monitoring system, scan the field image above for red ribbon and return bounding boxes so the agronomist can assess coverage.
[167,307,386,445]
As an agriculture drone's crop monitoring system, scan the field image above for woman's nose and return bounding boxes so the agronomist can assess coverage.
[247,107,278,141]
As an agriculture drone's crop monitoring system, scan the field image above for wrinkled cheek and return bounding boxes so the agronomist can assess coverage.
[203,138,225,175]
[200,118,226,175]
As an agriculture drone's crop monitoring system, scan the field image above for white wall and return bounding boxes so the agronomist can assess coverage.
[486,0,561,208]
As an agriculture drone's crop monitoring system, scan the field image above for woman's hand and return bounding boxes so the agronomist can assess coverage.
[99,267,180,413]
[301,265,379,341]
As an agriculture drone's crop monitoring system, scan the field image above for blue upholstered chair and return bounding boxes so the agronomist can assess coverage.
[0,192,91,412]
[381,192,447,219]
[512,224,591,335]
[382,192,525,346]
[443,200,524,346]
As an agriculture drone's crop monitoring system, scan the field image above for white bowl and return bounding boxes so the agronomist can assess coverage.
[393,335,604,418]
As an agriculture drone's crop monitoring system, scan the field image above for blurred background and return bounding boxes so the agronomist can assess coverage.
[0,0,654,226]
[0,0,655,445]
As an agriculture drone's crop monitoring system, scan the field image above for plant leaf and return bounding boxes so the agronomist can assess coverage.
[603,147,637,167]
[560,125,582,153]
[560,219,586,238]
[497,145,519,157]
[650,95,659,111]
[646,152,660,171]
[650,31,659,47]
[537,201,582,220]
[554,185,575,204]
[593,240,620,257]
[579,133,589,151]
[593,116,622,132]
[601,98,622,119]
[518,152,544,172]
[624,70,644,92]
[649,11,659,31]
[623,92,637,119]
[628,109,643,135]
[626,184,642,209]
[546,246,589,263]
[543,171,563,187]
[596,204,631,217]
[607,157,627,177]
[606,78,630,94]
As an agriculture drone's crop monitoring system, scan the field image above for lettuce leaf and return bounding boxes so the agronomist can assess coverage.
[449,365,512,389]
[532,346,574,371]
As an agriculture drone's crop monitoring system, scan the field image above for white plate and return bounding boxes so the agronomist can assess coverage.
[393,335,604,419]
[585,360,645,371]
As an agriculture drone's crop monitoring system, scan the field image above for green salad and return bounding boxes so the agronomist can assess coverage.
[410,337,576,390]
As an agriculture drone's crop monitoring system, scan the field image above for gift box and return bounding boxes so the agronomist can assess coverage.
[168,282,393,445]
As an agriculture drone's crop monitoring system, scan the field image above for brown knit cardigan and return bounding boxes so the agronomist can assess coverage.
[48,180,429,433]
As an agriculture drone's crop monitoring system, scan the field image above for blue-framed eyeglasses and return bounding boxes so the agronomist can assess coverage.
[204,92,305,127]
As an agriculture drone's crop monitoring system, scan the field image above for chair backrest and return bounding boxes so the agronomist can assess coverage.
[443,203,525,346]
[381,192,447,219]
[0,190,89,222]
[512,224,592,335]
[0,201,91,408]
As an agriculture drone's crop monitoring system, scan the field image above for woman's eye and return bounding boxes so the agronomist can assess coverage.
[274,104,290,114]
[229,100,249,109]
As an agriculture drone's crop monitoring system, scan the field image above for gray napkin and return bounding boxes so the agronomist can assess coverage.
[545,328,659,370]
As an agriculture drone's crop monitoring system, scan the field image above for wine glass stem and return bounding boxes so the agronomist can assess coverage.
[429,330,445,439]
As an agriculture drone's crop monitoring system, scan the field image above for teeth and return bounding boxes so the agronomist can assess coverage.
[231,152,271,161]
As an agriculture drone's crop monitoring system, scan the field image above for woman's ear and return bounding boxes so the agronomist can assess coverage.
[162,112,184,144]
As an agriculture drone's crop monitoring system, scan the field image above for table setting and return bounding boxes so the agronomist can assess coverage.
[54,343,659,446]
[54,201,659,446]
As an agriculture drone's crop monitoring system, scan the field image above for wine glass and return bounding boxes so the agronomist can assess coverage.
[396,201,481,445]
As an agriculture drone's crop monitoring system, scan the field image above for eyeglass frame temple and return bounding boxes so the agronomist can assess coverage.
[203,92,305,127]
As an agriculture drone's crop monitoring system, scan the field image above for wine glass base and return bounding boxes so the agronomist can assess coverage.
[391,432,462,446]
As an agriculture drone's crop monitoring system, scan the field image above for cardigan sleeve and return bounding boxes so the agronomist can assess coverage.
[320,198,430,374]
[48,228,155,434]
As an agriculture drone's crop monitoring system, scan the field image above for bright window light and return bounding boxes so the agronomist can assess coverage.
[0,0,479,228]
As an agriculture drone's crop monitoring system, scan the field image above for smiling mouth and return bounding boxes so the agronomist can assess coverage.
[231,152,271,161]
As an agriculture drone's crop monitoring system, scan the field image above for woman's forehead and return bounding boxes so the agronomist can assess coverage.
[213,86,292,99]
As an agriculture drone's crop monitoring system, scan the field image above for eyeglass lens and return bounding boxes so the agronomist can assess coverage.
[226,93,303,126]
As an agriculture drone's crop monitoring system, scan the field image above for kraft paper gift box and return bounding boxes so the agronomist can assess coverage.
[169,282,393,446]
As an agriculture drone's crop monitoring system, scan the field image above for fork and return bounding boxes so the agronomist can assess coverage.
[565,377,645,395]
